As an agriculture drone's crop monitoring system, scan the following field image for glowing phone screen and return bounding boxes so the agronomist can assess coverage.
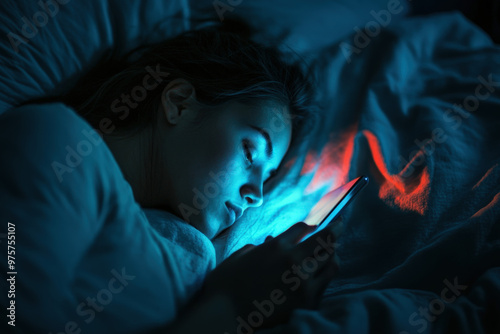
[303,176,368,232]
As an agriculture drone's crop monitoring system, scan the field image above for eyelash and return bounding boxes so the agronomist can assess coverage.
[242,140,276,183]
[243,140,253,165]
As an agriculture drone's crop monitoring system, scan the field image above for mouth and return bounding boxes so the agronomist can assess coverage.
[225,201,243,226]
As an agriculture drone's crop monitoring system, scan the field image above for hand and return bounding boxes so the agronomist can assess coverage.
[200,219,343,332]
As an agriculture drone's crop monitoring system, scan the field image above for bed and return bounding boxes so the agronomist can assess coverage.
[1,0,499,333]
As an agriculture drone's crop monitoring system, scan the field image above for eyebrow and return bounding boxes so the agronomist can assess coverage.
[248,125,273,159]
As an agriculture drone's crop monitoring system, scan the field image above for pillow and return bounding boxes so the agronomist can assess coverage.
[0,0,410,113]
[192,0,411,53]
[0,0,190,114]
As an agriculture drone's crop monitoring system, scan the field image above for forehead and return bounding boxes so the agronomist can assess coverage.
[223,100,292,141]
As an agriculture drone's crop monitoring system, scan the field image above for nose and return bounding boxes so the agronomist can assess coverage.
[242,189,264,207]
[240,175,264,208]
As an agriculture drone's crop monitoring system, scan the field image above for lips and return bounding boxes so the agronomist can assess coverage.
[225,202,243,225]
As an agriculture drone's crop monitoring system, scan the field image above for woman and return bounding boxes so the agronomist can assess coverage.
[62,20,342,332]
[68,20,312,239]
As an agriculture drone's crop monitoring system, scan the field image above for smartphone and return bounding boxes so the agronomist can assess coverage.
[302,175,369,236]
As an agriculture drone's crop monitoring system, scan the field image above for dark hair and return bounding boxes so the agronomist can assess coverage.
[64,19,317,148]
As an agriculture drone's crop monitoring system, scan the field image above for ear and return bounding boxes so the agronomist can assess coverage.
[161,78,197,125]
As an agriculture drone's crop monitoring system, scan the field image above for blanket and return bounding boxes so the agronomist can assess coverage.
[214,12,500,334]
[0,103,215,333]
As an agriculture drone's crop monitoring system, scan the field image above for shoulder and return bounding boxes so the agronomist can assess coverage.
[0,102,96,159]
[0,102,90,141]
[1,102,113,179]
[0,101,80,121]
[0,101,143,237]
[0,102,127,194]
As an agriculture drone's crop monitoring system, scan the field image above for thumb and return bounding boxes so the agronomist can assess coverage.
[265,235,274,243]
[277,222,317,245]
[229,243,256,259]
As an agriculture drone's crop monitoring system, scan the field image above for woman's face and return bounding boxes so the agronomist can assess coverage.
[155,94,292,240]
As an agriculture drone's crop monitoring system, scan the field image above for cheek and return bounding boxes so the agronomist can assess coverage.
[208,126,240,163]
[189,131,244,191]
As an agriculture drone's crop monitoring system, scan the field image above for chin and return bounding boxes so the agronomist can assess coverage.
[189,214,219,240]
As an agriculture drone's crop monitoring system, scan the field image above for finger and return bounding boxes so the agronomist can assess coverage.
[275,222,318,245]
[265,235,274,243]
[326,215,344,239]
[239,243,256,254]
[230,243,256,259]
[290,229,339,279]
[298,226,338,258]
[314,248,339,278]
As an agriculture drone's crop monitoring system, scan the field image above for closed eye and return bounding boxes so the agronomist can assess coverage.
[242,139,278,184]
[243,140,253,165]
